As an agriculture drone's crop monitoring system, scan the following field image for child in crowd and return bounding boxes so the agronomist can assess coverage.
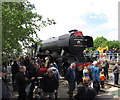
[83,66,89,78]
[100,71,106,88]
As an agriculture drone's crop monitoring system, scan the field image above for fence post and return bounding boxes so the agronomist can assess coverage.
[117,53,120,62]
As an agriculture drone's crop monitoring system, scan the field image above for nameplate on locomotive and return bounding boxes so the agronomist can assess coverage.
[74,45,84,47]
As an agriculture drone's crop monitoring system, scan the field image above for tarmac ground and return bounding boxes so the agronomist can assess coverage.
[9,76,120,100]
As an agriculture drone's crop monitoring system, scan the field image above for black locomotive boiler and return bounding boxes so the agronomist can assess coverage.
[38,30,93,66]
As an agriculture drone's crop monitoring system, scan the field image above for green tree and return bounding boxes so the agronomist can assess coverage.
[93,36,120,51]
[94,36,108,50]
[2,1,56,61]
[104,41,120,50]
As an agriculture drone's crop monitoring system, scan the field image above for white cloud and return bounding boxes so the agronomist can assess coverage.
[28,0,119,41]
[89,15,97,19]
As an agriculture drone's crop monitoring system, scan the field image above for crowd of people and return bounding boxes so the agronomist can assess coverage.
[1,56,120,100]
[1,56,60,100]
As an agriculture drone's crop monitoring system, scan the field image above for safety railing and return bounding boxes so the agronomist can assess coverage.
[84,53,120,62]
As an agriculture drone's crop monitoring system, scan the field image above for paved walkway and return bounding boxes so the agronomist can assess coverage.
[58,78,120,100]
[9,78,120,100]
[101,73,120,99]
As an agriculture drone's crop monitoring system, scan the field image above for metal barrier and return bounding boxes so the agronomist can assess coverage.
[98,53,120,62]
[84,53,120,62]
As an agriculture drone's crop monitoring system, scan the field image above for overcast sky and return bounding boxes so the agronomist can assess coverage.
[28,0,119,41]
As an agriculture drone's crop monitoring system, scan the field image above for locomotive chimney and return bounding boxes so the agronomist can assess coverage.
[69,29,78,35]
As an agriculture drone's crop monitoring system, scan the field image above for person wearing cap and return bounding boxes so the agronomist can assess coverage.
[41,69,59,100]
[89,61,100,93]
[66,63,76,99]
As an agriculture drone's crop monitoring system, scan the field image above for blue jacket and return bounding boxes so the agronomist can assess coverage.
[90,65,100,82]
[66,67,76,83]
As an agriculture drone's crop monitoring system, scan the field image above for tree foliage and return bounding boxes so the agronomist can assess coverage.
[93,36,120,50]
[2,1,56,61]
[104,40,120,50]
[94,36,108,49]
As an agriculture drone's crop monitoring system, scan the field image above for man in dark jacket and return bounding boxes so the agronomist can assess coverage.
[102,60,109,80]
[24,56,30,70]
[41,69,59,100]
[11,61,19,88]
[113,62,119,85]
[66,63,76,99]
[16,66,35,100]
[75,66,83,85]
[1,68,10,100]
[27,62,38,100]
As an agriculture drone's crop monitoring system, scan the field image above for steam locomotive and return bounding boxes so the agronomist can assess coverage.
[38,30,94,67]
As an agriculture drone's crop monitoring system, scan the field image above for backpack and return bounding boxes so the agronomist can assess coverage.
[74,85,97,100]
[38,67,47,77]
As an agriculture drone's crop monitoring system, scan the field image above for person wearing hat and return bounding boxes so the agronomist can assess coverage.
[89,61,100,93]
